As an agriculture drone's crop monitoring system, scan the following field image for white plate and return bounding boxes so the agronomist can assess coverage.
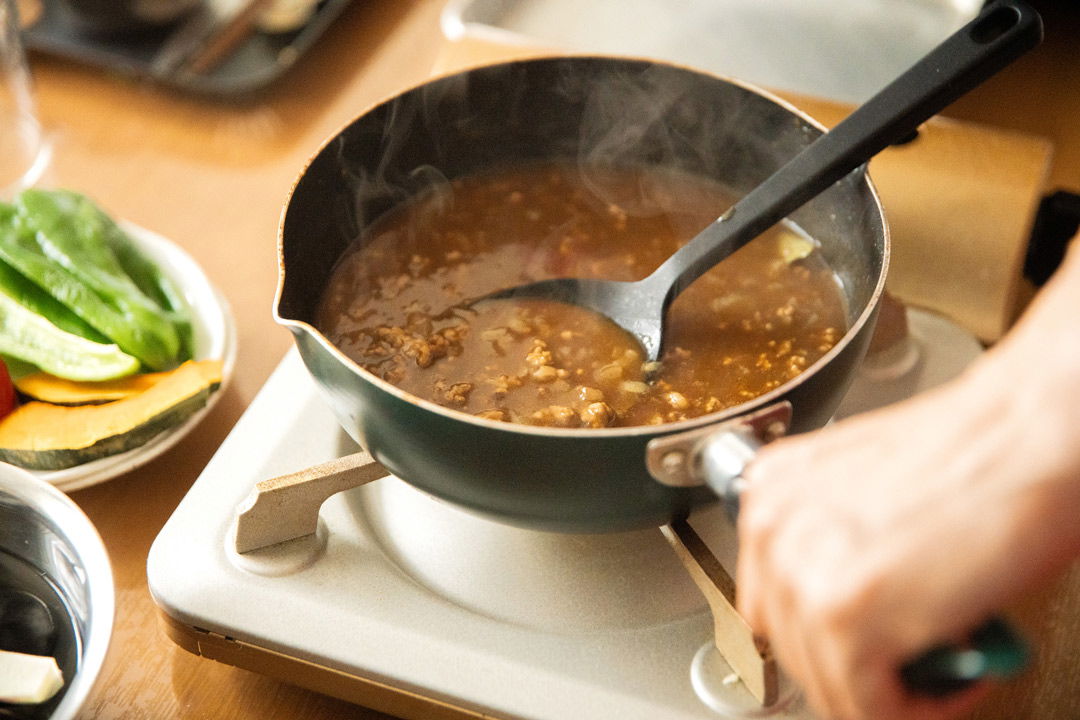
[27,222,237,492]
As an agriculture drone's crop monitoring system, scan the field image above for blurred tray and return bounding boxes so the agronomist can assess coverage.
[22,0,352,98]
[442,0,983,104]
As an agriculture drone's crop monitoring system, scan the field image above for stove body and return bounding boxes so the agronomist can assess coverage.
[149,349,813,720]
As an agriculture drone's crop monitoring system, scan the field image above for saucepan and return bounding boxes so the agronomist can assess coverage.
[275,56,888,533]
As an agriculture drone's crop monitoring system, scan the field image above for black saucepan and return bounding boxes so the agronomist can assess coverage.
[276,56,888,533]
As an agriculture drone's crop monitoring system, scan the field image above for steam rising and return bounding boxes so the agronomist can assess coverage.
[330,58,816,263]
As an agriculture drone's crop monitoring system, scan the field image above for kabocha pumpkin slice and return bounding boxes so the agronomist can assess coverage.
[0,360,223,469]
[14,367,179,405]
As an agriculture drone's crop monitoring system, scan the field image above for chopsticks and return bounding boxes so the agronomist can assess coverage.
[151,0,275,78]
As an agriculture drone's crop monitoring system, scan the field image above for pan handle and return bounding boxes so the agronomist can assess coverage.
[645,402,1028,697]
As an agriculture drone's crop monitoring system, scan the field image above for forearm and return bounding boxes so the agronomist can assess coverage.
[960,237,1080,578]
[868,235,1080,623]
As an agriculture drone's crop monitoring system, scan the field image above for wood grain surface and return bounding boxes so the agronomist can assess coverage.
[17,0,1075,717]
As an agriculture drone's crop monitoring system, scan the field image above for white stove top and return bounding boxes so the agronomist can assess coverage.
[147,349,814,720]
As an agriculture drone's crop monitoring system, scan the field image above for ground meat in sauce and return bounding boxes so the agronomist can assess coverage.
[316,163,847,428]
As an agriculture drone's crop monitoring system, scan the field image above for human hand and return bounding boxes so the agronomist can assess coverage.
[734,235,1080,720]
[735,337,1080,720]
[734,381,979,718]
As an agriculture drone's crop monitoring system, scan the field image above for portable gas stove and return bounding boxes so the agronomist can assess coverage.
[148,309,981,720]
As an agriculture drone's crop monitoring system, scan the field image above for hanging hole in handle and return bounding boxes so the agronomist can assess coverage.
[970,5,1022,44]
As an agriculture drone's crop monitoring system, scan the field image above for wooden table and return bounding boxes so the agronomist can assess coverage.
[20,1,1075,718]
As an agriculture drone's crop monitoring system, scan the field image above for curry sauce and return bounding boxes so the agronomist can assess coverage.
[317,163,847,428]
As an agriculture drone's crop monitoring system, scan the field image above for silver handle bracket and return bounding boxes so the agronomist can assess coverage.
[646,401,792,490]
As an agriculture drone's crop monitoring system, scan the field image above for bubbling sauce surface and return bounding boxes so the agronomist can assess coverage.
[316,164,847,428]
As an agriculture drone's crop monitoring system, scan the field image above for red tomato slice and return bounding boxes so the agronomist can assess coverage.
[0,359,17,419]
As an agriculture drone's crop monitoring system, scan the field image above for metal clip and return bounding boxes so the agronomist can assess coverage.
[646,401,792,516]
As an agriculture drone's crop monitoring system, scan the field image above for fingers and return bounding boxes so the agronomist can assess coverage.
[738,476,869,719]
[733,430,989,720]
